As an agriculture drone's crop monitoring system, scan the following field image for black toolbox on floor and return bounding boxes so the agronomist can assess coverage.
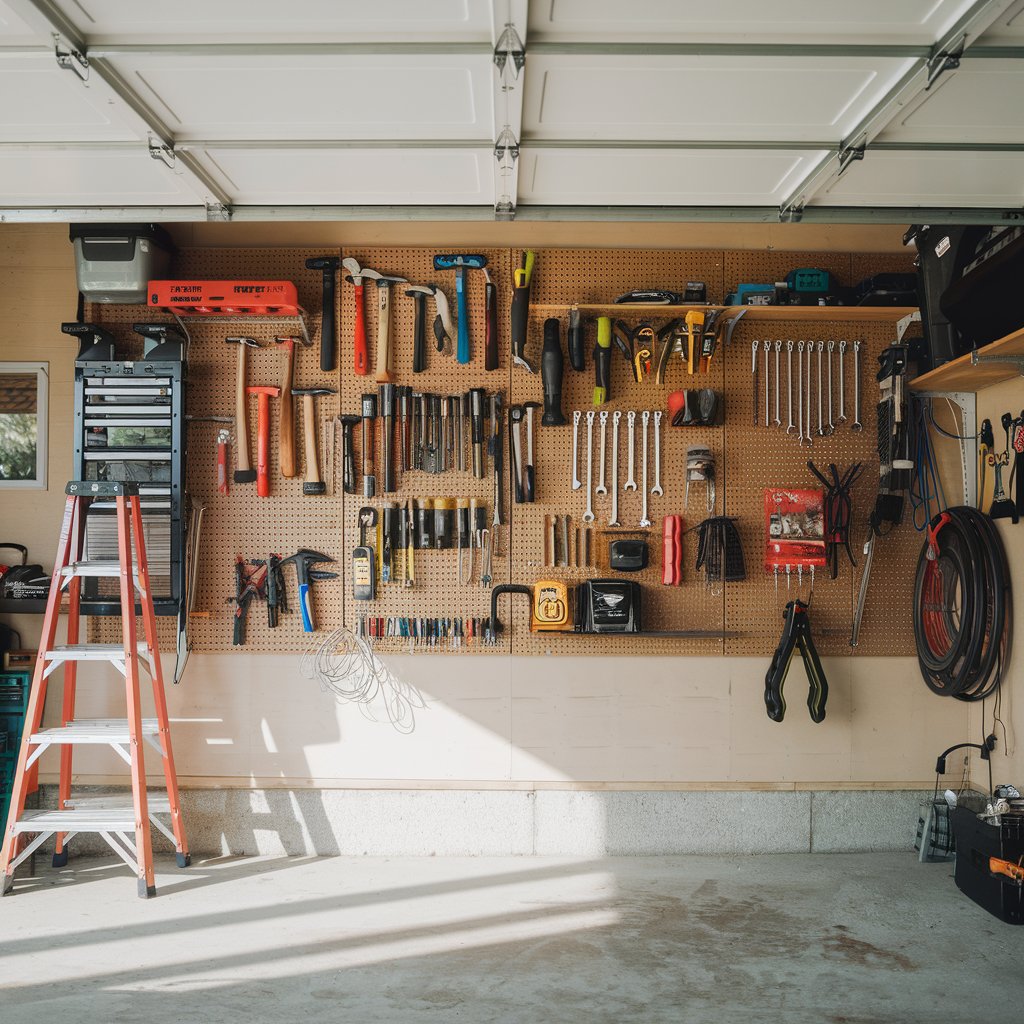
[952,806,1024,924]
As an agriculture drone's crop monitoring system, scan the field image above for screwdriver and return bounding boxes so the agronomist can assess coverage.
[379,383,395,492]
[593,316,611,405]
[360,392,377,497]
[469,387,486,479]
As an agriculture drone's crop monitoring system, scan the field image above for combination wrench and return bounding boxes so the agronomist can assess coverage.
[851,340,863,432]
[826,340,835,434]
[752,339,760,425]
[571,410,582,489]
[764,340,771,427]
[785,340,796,435]
[838,341,848,423]
[805,340,814,447]
[816,340,826,437]
[652,410,664,496]
[773,340,782,427]
[595,410,608,495]
[624,411,637,490]
[639,410,651,527]
[583,410,596,522]
[609,410,621,526]
[797,341,804,444]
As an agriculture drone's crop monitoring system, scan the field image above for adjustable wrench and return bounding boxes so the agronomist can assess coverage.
[773,340,782,427]
[571,409,582,489]
[624,411,637,491]
[609,411,621,526]
[838,341,848,423]
[785,340,796,434]
[764,340,771,427]
[639,410,652,527]
[596,410,608,495]
[797,341,804,444]
[827,340,835,434]
[583,410,596,522]
[652,410,664,496]
[816,340,825,437]
[851,340,863,431]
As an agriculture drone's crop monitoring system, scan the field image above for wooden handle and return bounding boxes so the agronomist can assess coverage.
[279,344,295,478]
[234,346,251,472]
[302,396,321,485]
[375,284,394,383]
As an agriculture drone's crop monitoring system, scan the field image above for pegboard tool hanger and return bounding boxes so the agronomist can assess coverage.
[491,0,527,221]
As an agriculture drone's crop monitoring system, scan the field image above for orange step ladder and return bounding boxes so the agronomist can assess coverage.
[1,481,189,899]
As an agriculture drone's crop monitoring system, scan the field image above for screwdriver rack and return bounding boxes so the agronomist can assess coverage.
[82,243,919,657]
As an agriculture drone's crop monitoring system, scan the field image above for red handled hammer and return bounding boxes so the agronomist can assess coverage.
[247,385,280,497]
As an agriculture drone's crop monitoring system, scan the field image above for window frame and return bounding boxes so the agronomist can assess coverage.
[0,361,48,490]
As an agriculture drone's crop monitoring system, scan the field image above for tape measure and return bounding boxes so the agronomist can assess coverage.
[532,580,570,631]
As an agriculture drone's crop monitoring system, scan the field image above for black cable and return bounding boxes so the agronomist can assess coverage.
[912,506,1011,703]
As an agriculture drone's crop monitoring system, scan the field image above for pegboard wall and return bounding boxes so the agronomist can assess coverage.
[85,243,918,658]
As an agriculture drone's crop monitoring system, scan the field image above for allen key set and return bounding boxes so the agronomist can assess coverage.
[752,338,862,443]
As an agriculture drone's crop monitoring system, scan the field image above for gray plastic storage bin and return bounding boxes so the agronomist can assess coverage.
[69,223,174,304]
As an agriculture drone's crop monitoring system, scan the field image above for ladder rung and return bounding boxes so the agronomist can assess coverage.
[30,718,160,745]
[45,643,151,662]
[13,808,138,833]
[61,560,141,579]
[65,794,171,814]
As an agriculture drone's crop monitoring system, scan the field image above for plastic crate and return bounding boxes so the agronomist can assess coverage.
[0,672,29,711]
[952,806,1024,924]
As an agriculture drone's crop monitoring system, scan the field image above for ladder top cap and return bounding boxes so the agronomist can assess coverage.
[66,480,140,497]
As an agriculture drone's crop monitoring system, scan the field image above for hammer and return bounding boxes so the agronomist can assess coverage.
[291,387,337,495]
[433,254,488,364]
[342,257,406,376]
[374,272,408,384]
[247,385,280,497]
[405,284,434,373]
[272,335,312,479]
[226,336,261,484]
[305,255,340,373]
[280,549,336,632]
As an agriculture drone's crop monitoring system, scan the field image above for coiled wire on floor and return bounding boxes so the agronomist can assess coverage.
[913,506,1012,702]
[300,628,426,734]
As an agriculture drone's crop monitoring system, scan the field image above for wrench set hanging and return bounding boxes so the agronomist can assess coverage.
[752,338,863,443]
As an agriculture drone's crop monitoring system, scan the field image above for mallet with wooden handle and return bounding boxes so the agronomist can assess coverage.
[374,274,407,383]
[272,335,312,479]
[293,387,337,495]
[226,336,261,484]
[247,385,280,498]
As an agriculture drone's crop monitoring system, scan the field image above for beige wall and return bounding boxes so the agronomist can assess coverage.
[0,222,972,793]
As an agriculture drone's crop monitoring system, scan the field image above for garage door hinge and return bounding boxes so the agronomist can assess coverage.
[494,126,520,164]
[205,202,232,222]
[148,139,175,169]
[838,144,865,176]
[778,203,803,224]
[493,24,525,79]
[494,199,516,222]
[53,35,88,82]
[926,39,964,91]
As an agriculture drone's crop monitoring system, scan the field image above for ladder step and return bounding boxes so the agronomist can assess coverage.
[30,718,160,745]
[44,643,151,662]
[60,560,141,579]
[13,808,138,833]
[66,794,171,814]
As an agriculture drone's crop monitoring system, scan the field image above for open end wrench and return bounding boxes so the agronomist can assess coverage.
[805,341,814,447]
[609,411,621,526]
[816,340,826,437]
[595,410,608,495]
[838,340,848,423]
[639,410,651,527]
[571,409,582,489]
[652,410,664,496]
[583,410,596,522]
[764,340,771,427]
[826,340,835,434]
[797,341,804,444]
[785,340,796,434]
[773,340,782,426]
[851,340,863,432]
[624,411,637,490]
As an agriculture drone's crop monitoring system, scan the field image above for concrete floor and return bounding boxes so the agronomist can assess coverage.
[0,853,1021,1023]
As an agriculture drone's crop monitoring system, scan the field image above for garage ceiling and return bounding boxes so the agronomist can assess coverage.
[1,0,1022,223]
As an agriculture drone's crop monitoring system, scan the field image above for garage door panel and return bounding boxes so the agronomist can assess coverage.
[877,62,1024,143]
[528,0,969,44]
[519,148,827,205]
[523,57,916,142]
[195,146,491,204]
[0,149,203,205]
[0,56,142,142]
[977,0,1024,43]
[52,0,490,43]
[104,55,492,141]
[815,151,1024,206]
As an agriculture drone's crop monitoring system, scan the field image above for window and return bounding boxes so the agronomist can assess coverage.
[0,362,48,489]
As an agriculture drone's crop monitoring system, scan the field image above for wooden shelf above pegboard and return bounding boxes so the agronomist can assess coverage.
[909,324,1024,393]
[532,304,918,321]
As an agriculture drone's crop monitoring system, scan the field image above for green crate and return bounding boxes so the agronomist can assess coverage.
[0,672,29,713]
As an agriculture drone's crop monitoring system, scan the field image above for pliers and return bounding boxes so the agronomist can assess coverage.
[764,599,828,723]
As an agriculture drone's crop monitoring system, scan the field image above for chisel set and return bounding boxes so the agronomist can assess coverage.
[751,338,863,442]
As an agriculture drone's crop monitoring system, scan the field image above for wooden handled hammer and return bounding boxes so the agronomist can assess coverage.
[272,335,312,479]
[226,336,261,483]
[292,387,337,495]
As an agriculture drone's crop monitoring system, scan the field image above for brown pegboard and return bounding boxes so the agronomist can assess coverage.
[83,243,921,659]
